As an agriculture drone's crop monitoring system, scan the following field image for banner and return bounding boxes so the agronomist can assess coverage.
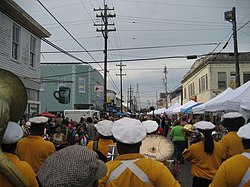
[94,85,104,92]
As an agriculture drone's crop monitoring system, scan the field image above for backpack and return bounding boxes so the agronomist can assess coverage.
[93,140,107,163]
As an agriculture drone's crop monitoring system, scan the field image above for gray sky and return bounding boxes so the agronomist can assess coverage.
[14,0,250,108]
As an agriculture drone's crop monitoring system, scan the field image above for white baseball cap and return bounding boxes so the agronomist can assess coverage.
[112,117,147,144]
[193,121,215,130]
[223,112,242,119]
[29,116,48,124]
[237,123,250,139]
[142,120,158,133]
[95,120,113,136]
[2,121,23,144]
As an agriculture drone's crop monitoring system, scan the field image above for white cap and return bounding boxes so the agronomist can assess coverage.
[237,123,250,139]
[112,117,147,144]
[95,120,113,136]
[223,112,242,119]
[2,121,23,144]
[29,116,48,124]
[193,121,215,130]
[142,120,158,133]
[25,121,31,128]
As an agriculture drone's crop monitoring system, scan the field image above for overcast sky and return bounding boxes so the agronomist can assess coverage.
[14,0,250,108]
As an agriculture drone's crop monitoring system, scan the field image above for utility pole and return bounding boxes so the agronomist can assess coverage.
[156,90,158,109]
[163,66,168,108]
[136,83,141,111]
[94,1,116,113]
[224,7,240,88]
[116,62,126,112]
[129,85,133,112]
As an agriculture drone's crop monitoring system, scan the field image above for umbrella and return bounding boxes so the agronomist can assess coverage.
[114,112,124,116]
[38,111,56,118]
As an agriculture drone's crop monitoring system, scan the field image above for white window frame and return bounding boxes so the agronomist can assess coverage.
[12,23,21,61]
[79,76,85,93]
[30,36,36,67]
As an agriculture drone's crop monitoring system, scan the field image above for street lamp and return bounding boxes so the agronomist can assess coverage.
[224,7,240,88]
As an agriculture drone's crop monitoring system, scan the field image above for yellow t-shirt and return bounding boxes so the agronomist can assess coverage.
[16,135,56,173]
[209,150,250,187]
[99,153,180,187]
[183,140,226,180]
[87,138,116,157]
[0,153,38,187]
[219,131,244,159]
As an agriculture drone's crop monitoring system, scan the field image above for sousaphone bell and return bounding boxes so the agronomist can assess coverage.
[0,68,29,187]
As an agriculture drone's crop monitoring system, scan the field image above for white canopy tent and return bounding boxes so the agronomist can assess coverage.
[173,100,198,113]
[165,102,181,114]
[206,80,250,112]
[192,87,233,114]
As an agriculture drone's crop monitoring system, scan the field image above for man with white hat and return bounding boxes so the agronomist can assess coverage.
[210,123,250,187]
[219,112,245,159]
[99,117,180,187]
[16,116,56,173]
[183,121,226,187]
[87,120,115,163]
[0,121,38,186]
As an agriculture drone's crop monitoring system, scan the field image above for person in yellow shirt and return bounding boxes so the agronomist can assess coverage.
[16,116,56,173]
[87,120,115,162]
[0,121,38,187]
[99,117,180,187]
[183,121,226,187]
[210,122,250,187]
[219,112,245,159]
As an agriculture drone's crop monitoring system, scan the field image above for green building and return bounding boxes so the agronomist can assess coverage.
[40,63,104,113]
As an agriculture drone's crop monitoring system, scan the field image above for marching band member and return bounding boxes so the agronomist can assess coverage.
[183,121,226,187]
[99,117,180,187]
[87,120,115,163]
[16,116,56,173]
[219,112,245,159]
[0,122,38,187]
[210,122,250,187]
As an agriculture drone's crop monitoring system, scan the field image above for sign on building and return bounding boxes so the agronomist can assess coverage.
[94,85,104,92]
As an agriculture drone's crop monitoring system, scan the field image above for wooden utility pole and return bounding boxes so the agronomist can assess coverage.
[94,1,116,112]
[163,66,168,108]
[116,62,126,112]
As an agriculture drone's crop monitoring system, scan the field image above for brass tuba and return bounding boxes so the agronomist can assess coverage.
[182,124,204,143]
[0,68,29,187]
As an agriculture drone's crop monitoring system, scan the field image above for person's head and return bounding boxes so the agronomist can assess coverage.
[87,117,93,124]
[237,123,250,150]
[193,121,215,155]
[29,116,48,136]
[37,145,107,187]
[55,125,62,133]
[173,120,181,126]
[112,117,147,155]
[1,121,23,153]
[222,112,245,131]
[142,120,158,134]
[95,120,113,139]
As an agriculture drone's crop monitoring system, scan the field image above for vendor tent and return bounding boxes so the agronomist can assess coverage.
[182,103,200,114]
[192,87,233,114]
[173,100,198,113]
[165,103,181,114]
[206,80,250,112]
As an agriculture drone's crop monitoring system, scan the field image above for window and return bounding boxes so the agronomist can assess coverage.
[79,77,85,93]
[243,72,250,83]
[188,82,195,97]
[184,87,187,99]
[12,23,21,60]
[218,72,227,89]
[30,36,36,67]
[199,74,208,93]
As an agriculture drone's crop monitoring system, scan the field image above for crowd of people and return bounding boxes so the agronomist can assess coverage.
[0,111,250,187]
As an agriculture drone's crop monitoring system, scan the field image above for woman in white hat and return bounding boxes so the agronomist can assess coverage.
[210,123,250,187]
[0,122,38,187]
[183,121,226,187]
[219,112,245,159]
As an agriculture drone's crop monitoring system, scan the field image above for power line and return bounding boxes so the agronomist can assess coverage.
[37,0,103,70]
[41,42,219,53]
